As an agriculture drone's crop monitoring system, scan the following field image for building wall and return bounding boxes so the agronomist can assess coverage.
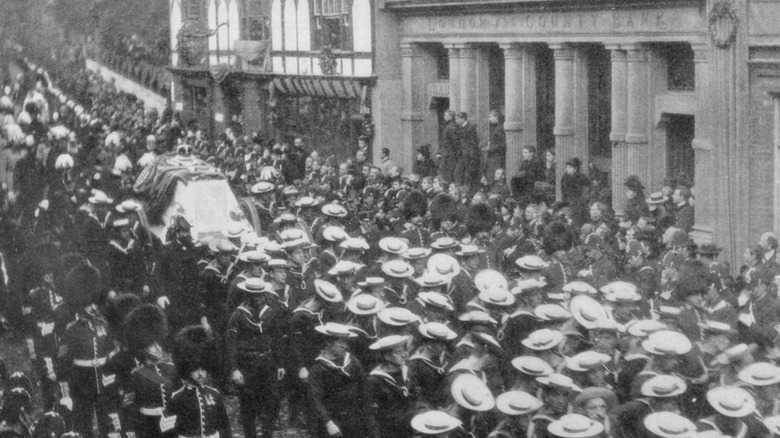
[372,3,405,169]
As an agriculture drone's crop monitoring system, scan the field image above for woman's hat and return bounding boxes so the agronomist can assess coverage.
[563,281,598,295]
[642,330,692,356]
[378,307,420,326]
[321,203,348,218]
[573,387,618,411]
[511,356,554,377]
[624,175,645,191]
[537,373,582,393]
[644,412,697,438]
[516,255,549,270]
[496,391,543,416]
[322,226,349,242]
[450,373,496,412]
[640,375,687,398]
[522,329,564,351]
[706,386,756,418]
[566,351,611,372]
[738,362,780,387]
[314,279,343,302]
[369,334,411,351]
[548,413,604,438]
[570,295,608,329]
[475,270,508,294]
[534,304,572,322]
[381,260,415,278]
[416,292,454,311]
[378,237,410,255]
[237,278,270,294]
[347,294,385,315]
[418,322,458,341]
[427,254,461,280]
[410,411,462,435]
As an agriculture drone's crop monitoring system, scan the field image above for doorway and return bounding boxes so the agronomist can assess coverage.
[666,115,695,185]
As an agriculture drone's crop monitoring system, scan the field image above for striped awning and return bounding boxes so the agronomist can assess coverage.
[271,76,367,99]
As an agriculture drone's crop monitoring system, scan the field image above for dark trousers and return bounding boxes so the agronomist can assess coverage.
[237,355,280,437]
[439,156,458,183]
[69,369,115,438]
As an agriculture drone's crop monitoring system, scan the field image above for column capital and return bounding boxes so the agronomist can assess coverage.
[692,43,709,63]
[549,43,574,60]
[445,46,460,58]
[399,43,424,58]
[456,44,477,58]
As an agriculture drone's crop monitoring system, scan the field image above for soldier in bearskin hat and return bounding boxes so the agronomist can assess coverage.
[429,194,465,242]
[122,304,175,438]
[463,203,499,270]
[167,325,230,437]
[398,190,430,248]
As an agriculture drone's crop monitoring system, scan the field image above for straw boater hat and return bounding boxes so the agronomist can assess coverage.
[712,343,753,366]
[237,250,270,264]
[573,387,618,411]
[496,391,544,416]
[279,228,306,242]
[340,237,370,252]
[381,260,415,278]
[626,319,668,338]
[646,192,669,205]
[224,222,246,239]
[563,281,598,295]
[570,295,608,329]
[698,319,736,335]
[378,237,409,255]
[315,322,357,338]
[455,245,485,257]
[511,356,554,377]
[706,386,756,418]
[738,362,780,386]
[369,335,411,351]
[347,294,385,315]
[321,203,348,218]
[537,373,582,393]
[534,304,572,322]
[267,259,289,270]
[328,261,360,276]
[415,272,447,289]
[641,375,687,398]
[522,329,564,351]
[378,307,420,326]
[643,412,697,438]
[764,415,780,436]
[294,196,319,208]
[512,277,548,295]
[237,278,270,294]
[403,248,432,260]
[430,236,460,250]
[475,270,509,293]
[426,254,461,280]
[547,414,604,438]
[418,322,458,341]
[516,255,549,270]
[274,213,298,225]
[322,226,349,242]
[642,330,693,356]
[250,181,274,194]
[600,281,639,296]
[450,373,496,412]
[416,292,454,311]
[88,190,114,204]
[565,351,612,372]
[479,287,516,307]
[314,279,343,302]
[357,277,386,289]
[410,411,462,435]
[458,310,498,327]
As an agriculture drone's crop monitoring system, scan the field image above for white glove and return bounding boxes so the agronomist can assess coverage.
[157,296,170,309]
[59,397,73,411]
[39,199,49,210]
[298,367,309,380]
[277,368,286,380]
[326,420,341,436]
[231,369,245,386]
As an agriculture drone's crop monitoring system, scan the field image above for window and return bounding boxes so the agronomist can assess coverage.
[182,0,206,22]
[313,0,351,50]
[664,43,695,91]
[241,0,270,40]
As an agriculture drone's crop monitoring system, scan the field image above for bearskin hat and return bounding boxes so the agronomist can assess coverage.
[123,304,168,353]
[401,190,427,221]
[466,203,495,236]
[543,221,574,254]
[61,262,102,311]
[674,259,710,300]
[430,194,459,229]
[32,411,66,438]
[104,293,143,338]
[0,387,32,424]
[173,325,218,379]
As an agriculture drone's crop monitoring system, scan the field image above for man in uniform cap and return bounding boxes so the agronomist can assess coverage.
[367,335,413,438]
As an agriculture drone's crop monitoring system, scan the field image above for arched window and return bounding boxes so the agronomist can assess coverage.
[313,0,351,50]
[283,0,298,51]
[240,0,269,40]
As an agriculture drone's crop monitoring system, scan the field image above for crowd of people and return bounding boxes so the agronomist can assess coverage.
[3,43,780,438]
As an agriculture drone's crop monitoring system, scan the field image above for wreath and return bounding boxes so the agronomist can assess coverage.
[709,1,739,49]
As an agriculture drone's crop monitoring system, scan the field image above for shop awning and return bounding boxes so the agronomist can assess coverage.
[271,76,372,99]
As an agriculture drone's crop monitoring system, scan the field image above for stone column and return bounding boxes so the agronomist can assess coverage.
[690,43,715,244]
[501,43,537,177]
[400,42,427,173]
[607,45,629,215]
[458,44,477,116]
[625,44,650,147]
[445,45,460,112]
[551,43,588,200]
